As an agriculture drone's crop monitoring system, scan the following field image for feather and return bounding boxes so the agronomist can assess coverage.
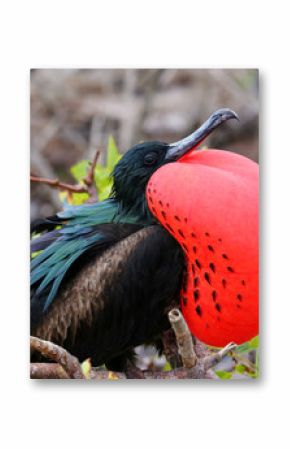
[31,229,61,252]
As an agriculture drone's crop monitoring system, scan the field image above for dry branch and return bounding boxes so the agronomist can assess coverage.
[30,336,84,379]
[203,342,237,371]
[30,176,89,193]
[30,363,70,379]
[30,308,237,380]
[29,362,218,380]
[30,363,126,380]
[83,149,100,200]
[83,149,100,187]
[30,148,100,199]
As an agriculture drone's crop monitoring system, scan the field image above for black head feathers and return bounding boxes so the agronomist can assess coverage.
[111,141,170,219]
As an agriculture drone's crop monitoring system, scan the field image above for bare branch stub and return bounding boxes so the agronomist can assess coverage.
[168,308,197,368]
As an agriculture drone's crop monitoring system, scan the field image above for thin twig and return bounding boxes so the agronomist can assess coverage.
[83,149,100,187]
[30,148,100,199]
[30,176,89,193]
[203,342,237,371]
[83,148,100,200]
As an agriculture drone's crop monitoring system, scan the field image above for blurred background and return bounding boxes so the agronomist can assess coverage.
[30,69,258,220]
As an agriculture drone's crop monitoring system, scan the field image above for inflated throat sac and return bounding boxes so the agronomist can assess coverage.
[146,149,258,346]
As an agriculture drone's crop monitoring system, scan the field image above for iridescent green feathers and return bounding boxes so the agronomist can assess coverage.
[31,198,152,312]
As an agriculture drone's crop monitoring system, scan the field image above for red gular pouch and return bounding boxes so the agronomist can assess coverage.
[146,141,258,347]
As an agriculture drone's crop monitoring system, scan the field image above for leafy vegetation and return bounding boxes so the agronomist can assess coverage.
[215,336,259,379]
[59,136,122,206]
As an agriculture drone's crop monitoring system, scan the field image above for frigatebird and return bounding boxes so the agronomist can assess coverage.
[31,108,258,371]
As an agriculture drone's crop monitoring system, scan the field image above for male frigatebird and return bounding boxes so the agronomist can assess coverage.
[31,108,258,370]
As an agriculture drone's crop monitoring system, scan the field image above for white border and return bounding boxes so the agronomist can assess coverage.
[1,1,289,448]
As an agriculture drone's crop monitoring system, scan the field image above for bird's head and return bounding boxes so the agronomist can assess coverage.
[112,108,239,219]
[112,141,170,219]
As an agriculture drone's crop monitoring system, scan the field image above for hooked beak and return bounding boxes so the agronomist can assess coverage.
[165,108,239,161]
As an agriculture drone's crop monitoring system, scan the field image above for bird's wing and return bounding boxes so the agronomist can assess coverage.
[31,225,184,366]
[31,221,144,324]
[31,198,150,312]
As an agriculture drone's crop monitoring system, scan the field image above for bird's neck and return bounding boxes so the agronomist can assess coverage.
[117,195,155,226]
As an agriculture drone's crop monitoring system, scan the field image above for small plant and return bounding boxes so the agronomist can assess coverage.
[60,136,121,206]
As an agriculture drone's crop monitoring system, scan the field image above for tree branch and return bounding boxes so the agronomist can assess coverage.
[30,336,84,379]
[83,149,100,188]
[30,308,237,380]
[30,363,70,379]
[30,176,89,193]
[30,148,100,199]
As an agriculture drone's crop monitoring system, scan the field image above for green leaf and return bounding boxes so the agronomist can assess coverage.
[70,160,90,182]
[236,335,259,354]
[236,341,251,354]
[70,192,89,205]
[81,359,92,379]
[163,361,172,372]
[107,136,122,171]
[249,335,259,349]
[235,364,246,374]
[98,184,113,201]
[94,165,111,186]
[59,190,89,206]
[94,166,111,200]
[215,370,232,380]
[92,137,122,200]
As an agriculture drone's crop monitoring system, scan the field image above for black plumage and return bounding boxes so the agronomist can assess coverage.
[32,225,183,368]
[31,109,238,370]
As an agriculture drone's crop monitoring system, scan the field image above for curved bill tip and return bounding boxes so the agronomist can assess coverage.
[166,108,239,161]
[211,108,239,122]
[211,108,239,124]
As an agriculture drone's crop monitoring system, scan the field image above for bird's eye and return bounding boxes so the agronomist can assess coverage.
[144,152,158,166]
